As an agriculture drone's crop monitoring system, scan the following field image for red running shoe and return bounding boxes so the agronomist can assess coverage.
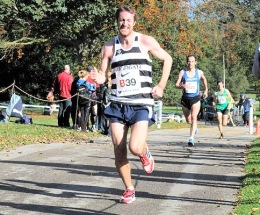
[120,189,136,204]
[140,148,154,174]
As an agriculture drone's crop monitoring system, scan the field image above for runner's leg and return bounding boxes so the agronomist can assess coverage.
[190,101,200,139]
[110,122,134,190]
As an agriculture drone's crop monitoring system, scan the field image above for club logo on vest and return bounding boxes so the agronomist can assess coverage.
[121,72,130,77]
[116,49,122,55]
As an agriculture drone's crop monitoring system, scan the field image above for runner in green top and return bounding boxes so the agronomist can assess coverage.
[213,79,234,139]
[215,89,229,110]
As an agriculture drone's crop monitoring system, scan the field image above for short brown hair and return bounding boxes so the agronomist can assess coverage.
[186,54,197,62]
[217,79,223,84]
[115,5,137,22]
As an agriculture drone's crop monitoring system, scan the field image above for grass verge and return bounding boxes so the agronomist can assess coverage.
[0,112,190,150]
[233,139,260,215]
[0,113,101,150]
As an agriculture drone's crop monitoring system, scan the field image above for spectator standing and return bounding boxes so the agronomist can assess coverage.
[241,94,252,127]
[198,91,205,120]
[76,70,96,131]
[50,65,74,127]
[70,77,79,129]
[99,83,110,135]
[95,83,103,131]
[86,66,99,132]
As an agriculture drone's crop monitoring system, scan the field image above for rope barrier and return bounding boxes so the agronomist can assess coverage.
[0,83,14,93]
[14,85,57,102]
[2,83,177,107]
[77,94,102,104]
[0,84,102,104]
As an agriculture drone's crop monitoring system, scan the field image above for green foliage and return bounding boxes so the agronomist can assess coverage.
[0,0,118,101]
[234,140,260,215]
[0,0,118,62]
[0,0,259,105]
[188,0,258,100]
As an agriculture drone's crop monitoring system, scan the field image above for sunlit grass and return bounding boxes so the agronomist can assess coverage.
[0,111,190,150]
[234,140,260,215]
[0,113,99,150]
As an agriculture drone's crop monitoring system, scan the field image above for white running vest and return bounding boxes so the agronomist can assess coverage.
[110,32,154,106]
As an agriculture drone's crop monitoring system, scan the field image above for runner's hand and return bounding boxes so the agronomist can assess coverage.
[203,91,208,99]
[152,85,164,99]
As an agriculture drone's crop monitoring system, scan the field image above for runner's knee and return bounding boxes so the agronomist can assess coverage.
[129,142,143,156]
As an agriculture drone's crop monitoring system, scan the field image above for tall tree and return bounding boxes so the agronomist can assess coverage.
[186,0,259,98]
[0,0,258,104]
[0,0,117,102]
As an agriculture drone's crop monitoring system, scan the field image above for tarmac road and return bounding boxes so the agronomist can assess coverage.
[0,124,256,215]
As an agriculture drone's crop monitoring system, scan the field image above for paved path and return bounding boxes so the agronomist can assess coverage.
[0,125,256,215]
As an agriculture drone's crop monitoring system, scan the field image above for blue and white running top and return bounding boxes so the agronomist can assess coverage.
[110,32,154,106]
[181,68,200,98]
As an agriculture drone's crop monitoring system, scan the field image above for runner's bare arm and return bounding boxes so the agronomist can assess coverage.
[93,40,113,84]
[226,89,234,109]
[212,93,217,107]
[144,35,172,90]
[141,35,172,98]
[175,70,184,89]
[200,70,208,98]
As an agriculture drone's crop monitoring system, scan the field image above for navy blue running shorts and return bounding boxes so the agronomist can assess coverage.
[103,102,155,127]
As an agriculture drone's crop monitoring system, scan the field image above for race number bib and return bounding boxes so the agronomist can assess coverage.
[218,96,227,104]
[116,71,141,97]
[186,82,197,94]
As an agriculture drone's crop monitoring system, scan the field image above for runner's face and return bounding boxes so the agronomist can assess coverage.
[217,82,223,90]
[117,11,135,37]
[187,56,196,69]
